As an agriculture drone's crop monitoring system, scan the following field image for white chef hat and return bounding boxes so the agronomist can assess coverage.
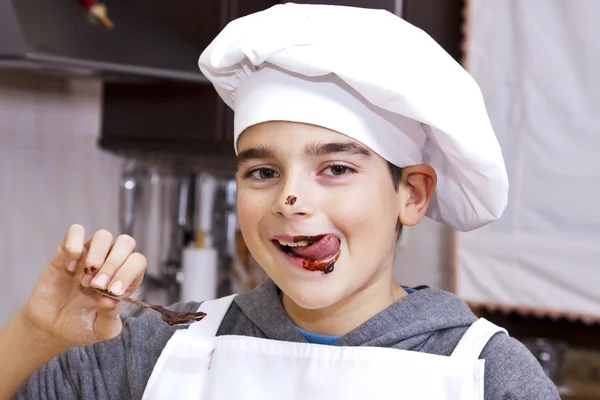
[198,3,509,232]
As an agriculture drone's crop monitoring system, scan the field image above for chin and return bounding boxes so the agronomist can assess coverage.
[277,275,348,310]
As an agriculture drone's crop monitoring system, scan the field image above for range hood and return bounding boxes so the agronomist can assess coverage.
[0,0,208,83]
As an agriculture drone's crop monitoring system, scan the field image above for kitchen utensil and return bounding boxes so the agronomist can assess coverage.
[118,161,197,308]
[94,288,206,325]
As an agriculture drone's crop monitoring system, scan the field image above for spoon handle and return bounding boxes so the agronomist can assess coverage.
[94,288,154,310]
[93,288,207,326]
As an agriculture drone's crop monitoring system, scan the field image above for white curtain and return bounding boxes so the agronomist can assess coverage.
[456,0,600,320]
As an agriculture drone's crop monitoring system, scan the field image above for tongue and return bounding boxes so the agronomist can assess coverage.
[290,234,340,260]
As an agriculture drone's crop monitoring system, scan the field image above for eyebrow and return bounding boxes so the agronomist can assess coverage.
[303,141,372,158]
[236,141,372,166]
[237,144,277,165]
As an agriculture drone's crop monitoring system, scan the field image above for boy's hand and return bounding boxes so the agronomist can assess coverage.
[22,224,147,348]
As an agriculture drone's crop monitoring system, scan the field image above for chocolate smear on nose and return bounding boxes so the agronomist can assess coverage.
[285,195,297,205]
[290,234,341,274]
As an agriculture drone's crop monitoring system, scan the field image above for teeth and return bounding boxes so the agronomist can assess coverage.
[278,239,309,247]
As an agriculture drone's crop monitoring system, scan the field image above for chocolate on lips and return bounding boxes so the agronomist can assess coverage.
[282,234,342,274]
[301,248,340,274]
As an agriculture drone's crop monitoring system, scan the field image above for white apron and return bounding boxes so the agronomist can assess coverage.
[143,295,506,400]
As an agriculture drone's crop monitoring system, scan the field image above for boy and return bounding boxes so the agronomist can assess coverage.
[0,4,559,399]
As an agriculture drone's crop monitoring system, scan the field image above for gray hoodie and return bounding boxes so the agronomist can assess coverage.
[15,279,560,399]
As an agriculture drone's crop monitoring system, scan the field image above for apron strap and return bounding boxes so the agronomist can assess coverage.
[450,318,508,360]
[188,294,238,338]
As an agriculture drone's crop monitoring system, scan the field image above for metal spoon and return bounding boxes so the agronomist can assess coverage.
[94,288,206,325]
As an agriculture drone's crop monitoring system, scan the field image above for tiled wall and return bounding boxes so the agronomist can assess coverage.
[0,71,123,325]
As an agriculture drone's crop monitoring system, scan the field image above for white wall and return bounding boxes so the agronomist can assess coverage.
[0,71,122,325]
[394,220,452,291]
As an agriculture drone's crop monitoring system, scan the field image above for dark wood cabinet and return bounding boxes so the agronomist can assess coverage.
[278,0,463,61]
[99,0,464,169]
[125,0,223,53]
[403,0,464,62]
[99,0,279,168]
[279,0,399,12]
[101,82,228,154]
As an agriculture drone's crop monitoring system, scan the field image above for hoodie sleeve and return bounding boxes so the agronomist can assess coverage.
[12,301,200,400]
[480,333,561,400]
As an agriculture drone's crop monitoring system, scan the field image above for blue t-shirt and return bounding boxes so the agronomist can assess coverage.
[295,286,417,344]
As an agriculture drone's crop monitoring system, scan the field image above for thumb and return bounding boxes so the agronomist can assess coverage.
[94,300,124,341]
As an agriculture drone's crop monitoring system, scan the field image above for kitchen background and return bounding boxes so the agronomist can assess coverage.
[0,0,599,398]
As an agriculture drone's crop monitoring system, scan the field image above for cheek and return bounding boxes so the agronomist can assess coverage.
[325,180,399,245]
[237,188,274,253]
[238,189,265,229]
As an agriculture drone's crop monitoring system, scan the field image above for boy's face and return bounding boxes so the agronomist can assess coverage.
[236,121,433,310]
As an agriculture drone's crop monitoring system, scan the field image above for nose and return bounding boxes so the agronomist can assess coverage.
[271,176,313,219]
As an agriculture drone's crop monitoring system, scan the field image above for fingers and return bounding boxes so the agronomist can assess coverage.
[80,229,114,287]
[94,310,123,341]
[86,233,145,296]
[56,226,146,297]
[85,232,126,289]
[56,224,86,272]
[92,251,147,341]
[106,252,147,296]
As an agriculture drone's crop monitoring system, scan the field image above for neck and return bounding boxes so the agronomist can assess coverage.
[282,268,407,337]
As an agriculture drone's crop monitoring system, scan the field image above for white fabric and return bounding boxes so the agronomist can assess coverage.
[452,319,507,360]
[456,0,600,319]
[142,296,506,400]
[234,66,427,167]
[198,3,509,232]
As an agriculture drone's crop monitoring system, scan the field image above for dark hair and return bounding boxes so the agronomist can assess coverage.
[387,161,402,192]
[387,161,404,240]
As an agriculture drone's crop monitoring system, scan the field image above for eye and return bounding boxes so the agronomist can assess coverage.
[322,165,355,177]
[246,168,280,180]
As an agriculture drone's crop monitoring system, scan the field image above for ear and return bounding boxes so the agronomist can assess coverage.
[397,165,437,226]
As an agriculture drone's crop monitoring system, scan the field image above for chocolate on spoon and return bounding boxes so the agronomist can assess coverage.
[94,288,207,326]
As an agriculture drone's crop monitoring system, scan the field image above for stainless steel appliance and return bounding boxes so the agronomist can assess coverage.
[117,159,263,315]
